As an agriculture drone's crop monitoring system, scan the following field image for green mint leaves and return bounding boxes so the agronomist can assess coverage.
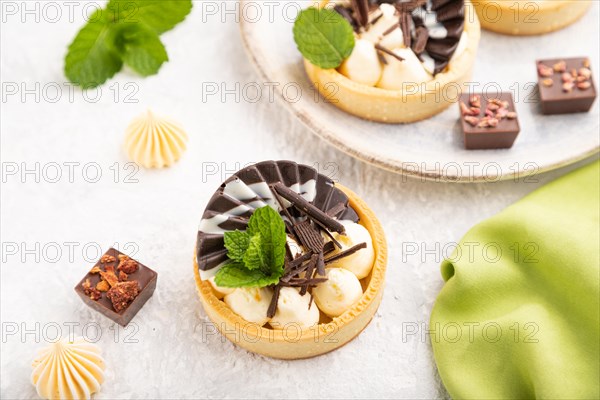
[64,9,123,88]
[215,262,281,288]
[215,206,287,288]
[223,230,251,262]
[293,7,355,69]
[65,0,192,87]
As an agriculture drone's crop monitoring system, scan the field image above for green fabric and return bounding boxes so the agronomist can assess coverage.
[430,161,600,399]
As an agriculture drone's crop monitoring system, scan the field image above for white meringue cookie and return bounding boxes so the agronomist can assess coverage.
[224,287,273,326]
[338,39,382,87]
[327,220,375,279]
[361,4,404,50]
[269,287,320,330]
[123,110,188,168]
[199,262,235,299]
[376,47,432,90]
[313,268,363,317]
[31,337,105,400]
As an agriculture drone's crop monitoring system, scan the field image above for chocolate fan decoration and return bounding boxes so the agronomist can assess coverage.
[196,161,359,272]
[334,0,465,75]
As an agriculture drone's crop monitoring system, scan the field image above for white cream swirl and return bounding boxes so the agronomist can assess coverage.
[31,337,105,400]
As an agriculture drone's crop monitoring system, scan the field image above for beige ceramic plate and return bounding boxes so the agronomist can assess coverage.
[240,0,599,182]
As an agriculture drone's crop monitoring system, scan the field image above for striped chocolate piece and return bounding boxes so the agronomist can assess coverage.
[196,161,359,271]
[334,0,465,75]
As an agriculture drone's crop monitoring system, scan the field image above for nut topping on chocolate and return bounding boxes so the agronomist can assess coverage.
[82,279,101,301]
[459,95,517,129]
[459,92,520,150]
[106,281,140,312]
[100,254,116,263]
[118,257,139,274]
[537,57,597,115]
[75,248,158,326]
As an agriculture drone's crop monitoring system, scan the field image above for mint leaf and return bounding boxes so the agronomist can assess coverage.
[115,24,168,76]
[224,230,250,262]
[243,234,266,271]
[64,0,192,87]
[293,7,355,69]
[107,0,193,34]
[220,206,287,288]
[64,11,122,87]
[246,206,286,275]
[215,262,281,288]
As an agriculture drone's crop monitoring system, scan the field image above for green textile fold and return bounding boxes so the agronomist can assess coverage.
[430,161,600,399]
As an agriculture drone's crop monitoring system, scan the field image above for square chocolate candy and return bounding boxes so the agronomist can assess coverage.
[537,57,597,114]
[458,92,520,150]
[75,248,157,326]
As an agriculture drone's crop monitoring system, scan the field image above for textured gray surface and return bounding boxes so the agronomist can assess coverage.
[0,2,597,399]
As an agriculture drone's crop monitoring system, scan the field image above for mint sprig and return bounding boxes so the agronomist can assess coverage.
[293,7,355,69]
[65,0,192,87]
[215,206,287,288]
[223,230,251,262]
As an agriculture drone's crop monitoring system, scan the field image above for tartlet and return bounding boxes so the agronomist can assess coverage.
[300,0,481,123]
[473,0,592,36]
[193,161,387,359]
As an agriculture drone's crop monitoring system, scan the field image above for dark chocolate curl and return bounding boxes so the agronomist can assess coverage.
[334,4,358,30]
[399,12,412,47]
[412,26,429,55]
[351,0,369,28]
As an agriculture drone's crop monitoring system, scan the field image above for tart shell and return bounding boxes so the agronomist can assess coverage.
[473,0,592,36]
[193,183,388,359]
[303,6,481,123]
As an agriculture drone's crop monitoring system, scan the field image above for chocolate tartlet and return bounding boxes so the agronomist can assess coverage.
[302,0,481,123]
[194,161,387,359]
[473,0,592,36]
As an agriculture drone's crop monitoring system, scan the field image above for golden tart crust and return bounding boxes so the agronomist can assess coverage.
[303,4,481,123]
[473,0,592,36]
[193,184,387,359]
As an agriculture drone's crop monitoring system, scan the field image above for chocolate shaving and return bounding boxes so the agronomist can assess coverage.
[267,284,281,318]
[325,242,367,264]
[412,26,429,54]
[316,252,326,276]
[288,251,313,269]
[377,50,388,65]
[270,184,297,226]
[399,12,412,48]
[294,220,324,254]
[286,277,328,286]
[300,253,319,295]
[374,43,404,62]
[351,0,369,28]
[323,241,336,255]
[273,183,345,234]
[334,4,358,30]
[382,22,400,37]
[321,226,342,250]
[369,12,383,26]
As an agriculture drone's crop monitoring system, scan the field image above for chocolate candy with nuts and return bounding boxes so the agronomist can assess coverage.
[458,92,520,150]
[537,57,597,114]
[75,248,157,326]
